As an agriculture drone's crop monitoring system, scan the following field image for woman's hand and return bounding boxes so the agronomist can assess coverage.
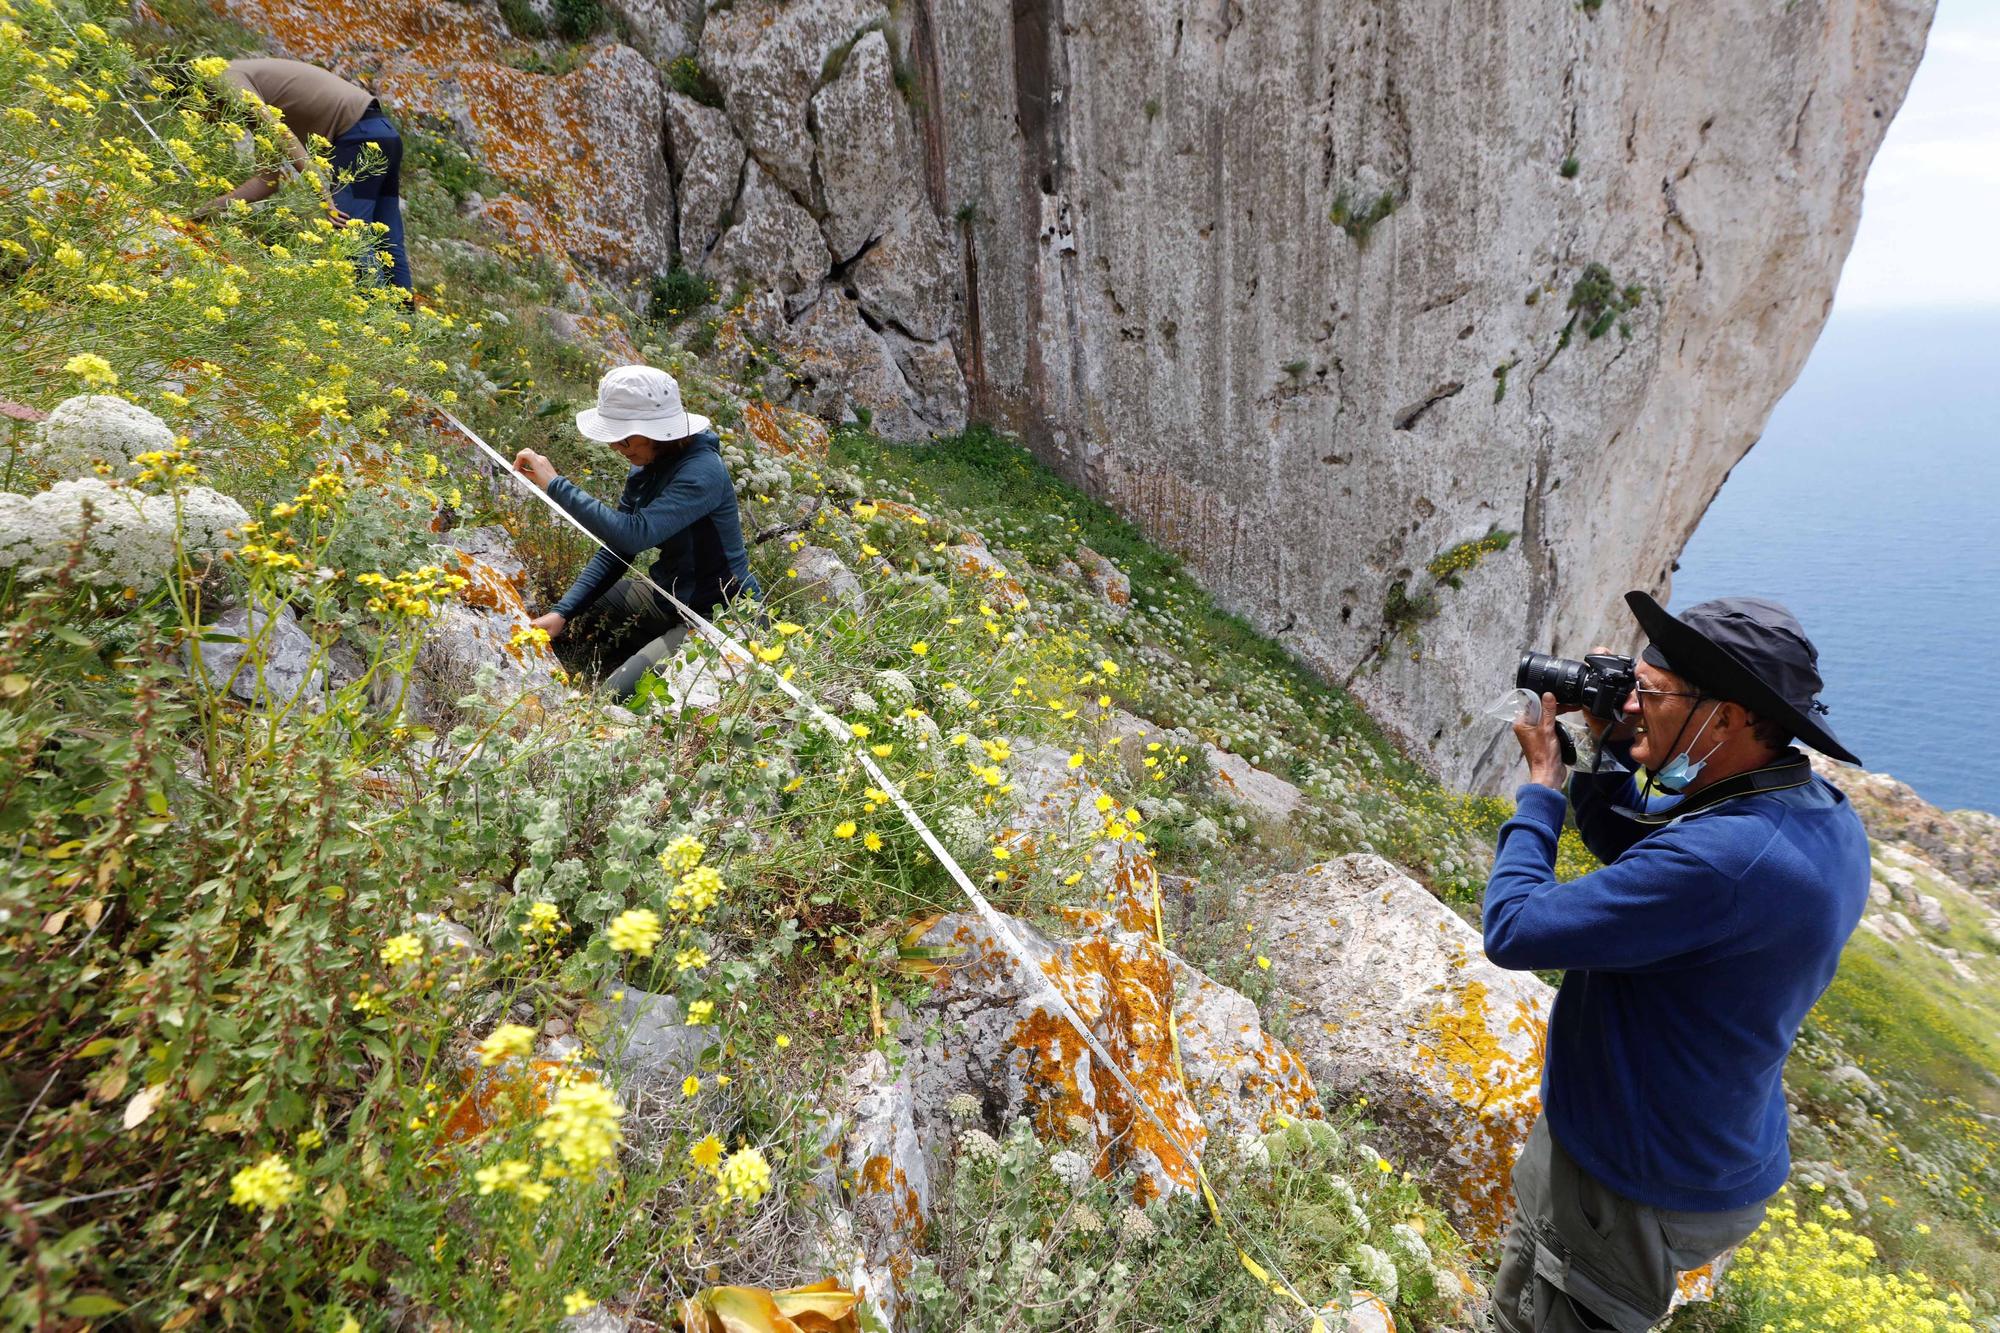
[514,449,558,491]
[530,611,567,639]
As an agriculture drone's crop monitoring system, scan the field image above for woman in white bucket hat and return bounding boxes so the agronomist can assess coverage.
[514,365,759,699]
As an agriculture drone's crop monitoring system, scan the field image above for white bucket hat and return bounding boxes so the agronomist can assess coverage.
[575,364,711,444]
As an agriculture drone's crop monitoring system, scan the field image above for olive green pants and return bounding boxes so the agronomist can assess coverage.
[1491,1118,1767,1332]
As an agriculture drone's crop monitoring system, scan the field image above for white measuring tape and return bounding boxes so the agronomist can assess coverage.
[436,408,1331,1327]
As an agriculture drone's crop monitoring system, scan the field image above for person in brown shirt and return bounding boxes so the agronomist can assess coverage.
[201,58,413,291]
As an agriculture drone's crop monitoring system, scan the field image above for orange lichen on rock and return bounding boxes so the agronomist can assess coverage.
[434,1058,589,1147]
[744,399,831,461]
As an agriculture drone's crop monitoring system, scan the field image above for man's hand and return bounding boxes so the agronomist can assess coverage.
[530,611,567,640]
[514,449,558,491]
[1514,691,1568,790]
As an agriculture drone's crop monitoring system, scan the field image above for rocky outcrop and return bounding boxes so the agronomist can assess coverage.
[923,0,1933,792]
[1245,854,1550,1250]
[225,0,1931,787]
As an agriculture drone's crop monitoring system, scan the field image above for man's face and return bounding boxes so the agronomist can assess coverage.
[1621,659,1712,771]
[610,434,661,467]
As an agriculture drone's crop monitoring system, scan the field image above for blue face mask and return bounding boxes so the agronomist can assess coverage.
[1654,707,1724,792]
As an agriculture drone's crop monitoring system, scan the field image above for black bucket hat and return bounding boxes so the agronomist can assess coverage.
[1623,591,1859,765]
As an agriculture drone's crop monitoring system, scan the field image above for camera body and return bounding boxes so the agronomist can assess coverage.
[1516,650,1636,723]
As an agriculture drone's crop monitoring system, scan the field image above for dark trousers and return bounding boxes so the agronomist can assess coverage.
[330,109,412,291]
[1491,1118,1767,1332]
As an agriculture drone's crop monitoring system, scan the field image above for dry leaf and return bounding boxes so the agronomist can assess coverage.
[123,1083,165,1130]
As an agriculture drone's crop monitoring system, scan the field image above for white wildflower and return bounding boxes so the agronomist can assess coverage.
[956,1128,1000,1163]
[1070,1203,1103,1234]
[0,479,172,587]
[1324,1175,1367,1229]
[1386,1221,1433,1274]
[31,394,174,480]
[845,688,880,715]
[1351,1243,1398,1305]
[144,487,250,556]
[873,668,916,704]
[945,1092,982,1122]
[1117,1207,1156,1242]
[1048,1149,1092,1190]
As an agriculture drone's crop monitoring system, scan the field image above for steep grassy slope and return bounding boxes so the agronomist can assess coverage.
[1,5,1992,1330]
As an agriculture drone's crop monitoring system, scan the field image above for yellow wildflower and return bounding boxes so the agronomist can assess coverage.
[229,1154,300,1212]
[475,1024,536,1067]
[717,1146,772,1205]
[606,908,663,957]
[379,934,423,967]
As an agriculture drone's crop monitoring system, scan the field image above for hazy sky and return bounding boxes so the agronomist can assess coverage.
[1836,0,2000,310]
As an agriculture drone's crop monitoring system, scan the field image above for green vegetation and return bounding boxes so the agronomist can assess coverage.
[496,0,547,40]
[1560,154,1581,179]
[1426,529,1516,589]
[665,53,725,108]
[1558,261,1645,350]
[906,1110,1474,1329]
[1331,189,1399,245]
[650,264,717,329]
[549,0,604,41]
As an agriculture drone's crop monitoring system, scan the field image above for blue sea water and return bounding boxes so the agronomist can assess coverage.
[1671,307,2000,815]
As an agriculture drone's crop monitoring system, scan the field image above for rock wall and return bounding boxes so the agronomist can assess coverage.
[226,0,1932,789]
[920,0,1933,789]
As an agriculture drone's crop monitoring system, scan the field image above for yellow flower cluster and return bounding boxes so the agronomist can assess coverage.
[524,901,565,939]
[716,1145,772,1206]
[354,565,467,620]
[472,1158,552,1206]
[1728,1191,1974,1332]
[379,933,423,967]
[62,351,116,387]
[606,908,663,957]
[229,1154,301,1212]
[668,865,723,922]
[533,1080,624,1177]
[475,1024,536,1068]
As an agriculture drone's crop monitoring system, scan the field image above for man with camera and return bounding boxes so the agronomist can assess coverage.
[1482,593,1870,1332]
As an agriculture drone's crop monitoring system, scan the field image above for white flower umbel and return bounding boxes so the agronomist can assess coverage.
[1351,1242,1399,1305]
[1386,1221,1433,1276]
[144,487,251,557]
[31,395,175,481]
[0,479,172,587]
[1047,1148,1092,1191]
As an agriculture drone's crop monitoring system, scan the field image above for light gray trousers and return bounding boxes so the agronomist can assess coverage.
[583,578,690,700]
[1490,1118,1767,1333]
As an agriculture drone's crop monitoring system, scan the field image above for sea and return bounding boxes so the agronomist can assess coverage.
[1671,306,2000,816]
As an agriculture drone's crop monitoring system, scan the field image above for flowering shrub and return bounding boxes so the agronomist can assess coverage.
[1711,1189,1976,1332]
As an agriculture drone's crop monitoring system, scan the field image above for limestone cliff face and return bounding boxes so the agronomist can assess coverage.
[920,0,1933,789]
[226,0,1932,789]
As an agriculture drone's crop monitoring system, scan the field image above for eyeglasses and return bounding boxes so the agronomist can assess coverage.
[1629,686,1704,707]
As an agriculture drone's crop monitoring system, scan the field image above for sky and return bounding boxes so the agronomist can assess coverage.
[1834,0,2000,311]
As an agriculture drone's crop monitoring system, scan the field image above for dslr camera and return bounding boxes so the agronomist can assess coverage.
[1516,651,1636,723]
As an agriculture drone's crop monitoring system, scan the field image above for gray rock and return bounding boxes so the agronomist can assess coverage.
[702,0,887,201]
[664,91,745,266]
[559,1308,629,1333]
[1071,545,1132,618]
[1201,744,1304,825]
[596,986,716,1088]
[788,544,866,610]
[601,0,696,62]
[850,202,958,340]
[188,603,326,709]
[810,30,920,262]
[1244,854,1551,1251]
[920,0,1931,791]
[713,159,829,301]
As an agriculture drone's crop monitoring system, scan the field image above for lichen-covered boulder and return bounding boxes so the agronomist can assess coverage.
[1203,744,1305,826]
[712,160,828,302]
[785,544,865,610]
[1244,854,1550,1250]
[413,532,566,717]
[1071,544,1132,618]
[902,908,1320,1204]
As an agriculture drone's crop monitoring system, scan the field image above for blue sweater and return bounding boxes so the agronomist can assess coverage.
[1482,748,1869,1210]
[547,432,757,621]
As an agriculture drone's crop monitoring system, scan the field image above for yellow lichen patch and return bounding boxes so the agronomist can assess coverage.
[1410,970,1549,1248]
